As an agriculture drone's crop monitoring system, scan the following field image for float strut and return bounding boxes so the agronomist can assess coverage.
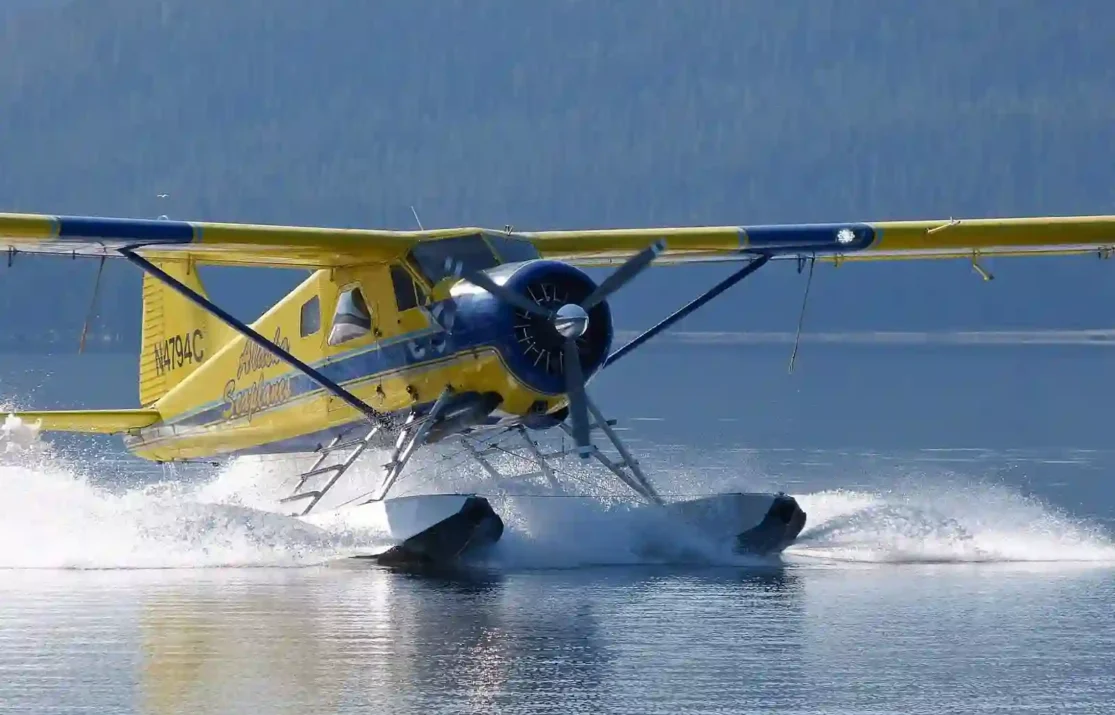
[603,253,771,368]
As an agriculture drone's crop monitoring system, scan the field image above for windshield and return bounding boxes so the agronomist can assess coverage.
[409,234,499,284]
[487,234,541,263]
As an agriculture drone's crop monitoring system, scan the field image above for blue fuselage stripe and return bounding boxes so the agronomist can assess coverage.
[166,312,517,430]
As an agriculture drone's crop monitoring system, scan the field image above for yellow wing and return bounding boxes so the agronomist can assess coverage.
[521,215,1115,266]
[0,212,446,268]
[2,210,1115,269]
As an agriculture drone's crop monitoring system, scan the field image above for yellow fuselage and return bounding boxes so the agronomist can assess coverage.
[126,263,564,461]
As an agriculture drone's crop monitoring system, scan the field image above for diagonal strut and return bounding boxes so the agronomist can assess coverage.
[603,253,771,368]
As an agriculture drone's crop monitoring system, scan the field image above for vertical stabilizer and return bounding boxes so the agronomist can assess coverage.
[138,260,228,406]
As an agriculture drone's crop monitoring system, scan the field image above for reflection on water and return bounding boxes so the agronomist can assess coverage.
[0,566,810,715]
[133,567,805,715]
[6,564,1115,713]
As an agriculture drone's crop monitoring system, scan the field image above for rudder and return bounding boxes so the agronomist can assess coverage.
[139,259,229,406]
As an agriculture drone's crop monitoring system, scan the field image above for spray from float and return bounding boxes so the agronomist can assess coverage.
[2,411,1114,569]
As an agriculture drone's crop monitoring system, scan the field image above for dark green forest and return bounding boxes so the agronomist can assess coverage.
[2,0,1114,351]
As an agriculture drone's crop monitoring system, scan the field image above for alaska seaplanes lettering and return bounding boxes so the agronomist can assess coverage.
[221,328,294,422]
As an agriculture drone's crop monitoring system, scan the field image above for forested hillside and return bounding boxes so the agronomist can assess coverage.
[2,0,1114,351]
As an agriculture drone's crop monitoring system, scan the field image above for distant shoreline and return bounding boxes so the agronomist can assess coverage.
[611,329,1115,346]
[2,329,1115,355]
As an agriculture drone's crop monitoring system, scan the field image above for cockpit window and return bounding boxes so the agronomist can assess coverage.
[391,265,423,311]
[328,286,372,347]
[486,235,541,264]
[408,234,499,284]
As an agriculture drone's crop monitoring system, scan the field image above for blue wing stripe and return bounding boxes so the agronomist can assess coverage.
[56,216,196,242]
[742,223,876,252]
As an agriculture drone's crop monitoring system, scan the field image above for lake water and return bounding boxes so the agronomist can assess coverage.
[2,343,1115,714]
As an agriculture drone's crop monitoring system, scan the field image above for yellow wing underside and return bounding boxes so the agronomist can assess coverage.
[0,211,1114,269]
[7,409,161,434]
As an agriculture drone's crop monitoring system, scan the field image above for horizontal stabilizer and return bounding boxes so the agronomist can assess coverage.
[6,409,161,434]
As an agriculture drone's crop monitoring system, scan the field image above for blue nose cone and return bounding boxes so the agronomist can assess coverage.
[448,260,615,396]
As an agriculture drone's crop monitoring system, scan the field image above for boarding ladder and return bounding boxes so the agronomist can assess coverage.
[280,425,381,516]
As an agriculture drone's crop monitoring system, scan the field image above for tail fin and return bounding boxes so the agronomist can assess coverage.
[139,259,230,406]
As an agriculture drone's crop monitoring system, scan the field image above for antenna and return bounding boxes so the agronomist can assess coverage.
[410,206,424,231]
[77,256,106,354]
[80,190,170,352]
[787,254,816,374]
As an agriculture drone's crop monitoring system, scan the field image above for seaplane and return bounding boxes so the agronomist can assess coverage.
[2,210,1113,566]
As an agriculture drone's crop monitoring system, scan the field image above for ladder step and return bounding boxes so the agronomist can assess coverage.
[301,464,346,479]
[323,436,372,453]
[279,490,321,503]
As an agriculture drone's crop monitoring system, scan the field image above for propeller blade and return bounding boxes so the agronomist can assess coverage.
[461,267,553,319]
[580,239,666,311]
[562,337,592,457]
[427,300,458,335]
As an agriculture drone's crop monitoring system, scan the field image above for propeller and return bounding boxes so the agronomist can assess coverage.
[460,239,666,457]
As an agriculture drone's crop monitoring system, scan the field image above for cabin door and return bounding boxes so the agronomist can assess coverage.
[324,269,384,415]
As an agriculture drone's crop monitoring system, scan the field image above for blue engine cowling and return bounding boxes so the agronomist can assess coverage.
[443,259,615,397]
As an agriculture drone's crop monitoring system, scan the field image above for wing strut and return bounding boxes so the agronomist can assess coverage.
[119,248,393,430]
[603,253,771,368]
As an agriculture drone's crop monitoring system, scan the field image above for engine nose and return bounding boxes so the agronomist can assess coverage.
[443,239,662,454]
[492,260,615,395]
[553,303,590,338]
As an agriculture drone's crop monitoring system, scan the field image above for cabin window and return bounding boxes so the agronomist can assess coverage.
[328,286,372,346]
[300,295,321,337]
[391,265,423,311]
